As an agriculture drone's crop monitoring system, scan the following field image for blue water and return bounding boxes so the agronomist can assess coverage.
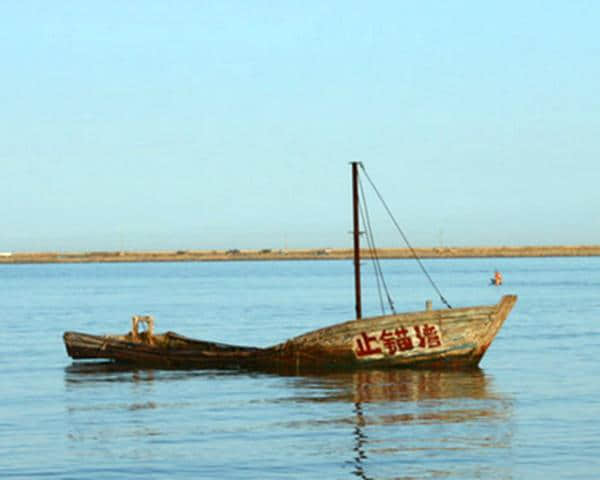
[1,257,599,479]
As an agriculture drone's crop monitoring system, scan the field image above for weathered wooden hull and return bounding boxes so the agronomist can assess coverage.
[63,295,516,371]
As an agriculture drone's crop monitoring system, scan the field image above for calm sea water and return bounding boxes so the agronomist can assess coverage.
[1,257,599,479]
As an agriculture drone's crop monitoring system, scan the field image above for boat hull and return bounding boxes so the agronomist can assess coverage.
[63,295,516,371]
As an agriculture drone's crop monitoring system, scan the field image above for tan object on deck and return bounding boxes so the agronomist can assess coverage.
[131,315,155,344]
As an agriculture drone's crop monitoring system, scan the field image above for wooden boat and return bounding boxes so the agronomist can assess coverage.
[64,163,516,371]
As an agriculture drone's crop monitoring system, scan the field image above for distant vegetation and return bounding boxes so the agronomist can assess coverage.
[1,245,600,264]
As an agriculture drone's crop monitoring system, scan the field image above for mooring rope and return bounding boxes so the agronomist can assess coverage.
[359,164,452,309]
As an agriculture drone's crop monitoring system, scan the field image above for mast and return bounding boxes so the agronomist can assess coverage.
[351,162,362,319]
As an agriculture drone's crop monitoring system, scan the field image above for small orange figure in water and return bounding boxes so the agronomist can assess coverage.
[492,270,503,286]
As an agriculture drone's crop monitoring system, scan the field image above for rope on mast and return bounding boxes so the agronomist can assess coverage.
[358,176,396,315]
[359,164,452,309]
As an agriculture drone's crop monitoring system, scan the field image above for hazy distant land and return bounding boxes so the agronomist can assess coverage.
[1,245,599,264]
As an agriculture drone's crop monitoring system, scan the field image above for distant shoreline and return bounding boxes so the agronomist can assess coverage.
[1,245,600,264]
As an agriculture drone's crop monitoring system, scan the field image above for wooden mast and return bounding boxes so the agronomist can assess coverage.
[351,162,362,319]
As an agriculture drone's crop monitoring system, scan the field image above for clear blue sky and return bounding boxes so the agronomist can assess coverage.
[1,1,599,252]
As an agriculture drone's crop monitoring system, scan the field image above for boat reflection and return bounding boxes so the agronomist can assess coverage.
[283,369,513,480]
[64,361,236,385]
[286,368,496,404]
[64,364,512,479]
[65,364,509,420]
[65,361,158,384]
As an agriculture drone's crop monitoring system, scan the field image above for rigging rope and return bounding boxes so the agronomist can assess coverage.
[359,201,385,314]
[359,163,452,309]
[359,176,396,315]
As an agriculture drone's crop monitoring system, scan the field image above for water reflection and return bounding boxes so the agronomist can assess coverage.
[65,362,158,384]
[285,369,513,480]
[287,368,496,404]
[64,364,513,479]
[64,361,239,385]
[352,402,370,480]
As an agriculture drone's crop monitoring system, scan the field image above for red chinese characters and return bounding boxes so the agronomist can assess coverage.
[378,327,414,355]
[413,324,442,348]
[355,332,383,357]
[354,323,442,358]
